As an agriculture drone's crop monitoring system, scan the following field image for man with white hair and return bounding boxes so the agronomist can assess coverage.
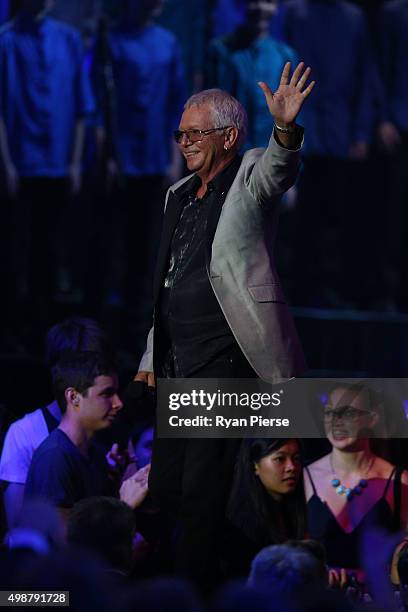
[136,62,314,589]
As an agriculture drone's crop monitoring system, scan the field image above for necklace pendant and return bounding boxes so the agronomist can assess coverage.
[331,478,340,488]
[336,485,346,495]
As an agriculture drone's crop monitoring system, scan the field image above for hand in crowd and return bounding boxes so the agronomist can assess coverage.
[106,442,136,479]
[120,464,150,509]
[377,121,401,154]
[349,140,368,160]
[258,61,315,127]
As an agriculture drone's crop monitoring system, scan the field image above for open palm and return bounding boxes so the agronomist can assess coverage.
[259,62,315,126]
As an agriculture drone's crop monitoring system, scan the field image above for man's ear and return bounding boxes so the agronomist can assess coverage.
[254,461,259,476]
[66,387,80,408]
[224,126,239,150]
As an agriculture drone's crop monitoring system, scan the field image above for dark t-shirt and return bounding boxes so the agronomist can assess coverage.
[25,429,112,508]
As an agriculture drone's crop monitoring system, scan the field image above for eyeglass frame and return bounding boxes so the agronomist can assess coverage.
[173,126,233,144]
[323,405,374,421]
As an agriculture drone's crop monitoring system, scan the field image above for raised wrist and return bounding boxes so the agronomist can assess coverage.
[274,122,296,134]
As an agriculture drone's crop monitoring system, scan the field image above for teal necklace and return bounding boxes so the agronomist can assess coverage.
[330,454,374,502]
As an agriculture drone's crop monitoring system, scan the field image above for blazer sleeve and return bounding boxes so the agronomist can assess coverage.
[244,128,303,207]
[138,325,154,373]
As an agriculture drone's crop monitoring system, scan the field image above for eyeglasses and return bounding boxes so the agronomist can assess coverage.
[173,126,232,144]
[323,406,373,421]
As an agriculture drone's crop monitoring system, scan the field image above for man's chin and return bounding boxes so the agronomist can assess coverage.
[185,155,202,171]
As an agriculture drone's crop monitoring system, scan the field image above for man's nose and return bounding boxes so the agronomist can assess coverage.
[179,132,194,146]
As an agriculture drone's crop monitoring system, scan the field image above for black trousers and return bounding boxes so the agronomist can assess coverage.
[149,345,257,591]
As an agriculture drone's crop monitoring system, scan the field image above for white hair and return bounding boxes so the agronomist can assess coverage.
[184,89,248,148]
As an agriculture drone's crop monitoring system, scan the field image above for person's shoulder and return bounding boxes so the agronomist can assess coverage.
[149,23,178,45]
[242,146,266,164]
[32,429,74,461]
[339,0,365,22]
[0,18,17,40]
[4,407,47,442]
[306,454,330,475]
[265,35,297,59]
[46,17,82,42]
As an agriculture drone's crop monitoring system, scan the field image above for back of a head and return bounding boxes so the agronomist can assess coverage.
[46,317,112,368]
[248,544,324,595]
[67,497,135,572]
[117,578,202,612]
[52,351,117,414]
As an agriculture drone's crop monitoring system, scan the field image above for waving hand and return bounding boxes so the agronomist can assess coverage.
[258,62,315,127]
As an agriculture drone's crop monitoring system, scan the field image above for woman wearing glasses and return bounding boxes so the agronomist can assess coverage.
[305,383,408,584]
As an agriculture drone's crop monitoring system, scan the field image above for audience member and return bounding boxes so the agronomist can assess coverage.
[0,0,94,311]
[116,577,203,612]
[225,438,306,577]
[248,544,325,595]
[0,548,114,612]
[305,383,408,581]
[96,0,186,348]
[0,317,111,529]
[67,496,136,577]
[377,0,408,310]
[282,0,378,307]
[206,0,298,149]
[130,421,154,468]
[24,351,149,523]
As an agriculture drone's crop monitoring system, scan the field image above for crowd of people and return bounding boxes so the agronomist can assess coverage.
[0,318,408,610]
[0,0,407,358]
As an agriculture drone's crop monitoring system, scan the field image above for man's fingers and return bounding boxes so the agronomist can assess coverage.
[301,80,316,97]
[147,372,155,388]
[258,81,274,104]
[289,61,304,86]
[280,61,291,86]
[296,66,311,90]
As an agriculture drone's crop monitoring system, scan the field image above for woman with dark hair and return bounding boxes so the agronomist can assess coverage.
[224,438,306,577]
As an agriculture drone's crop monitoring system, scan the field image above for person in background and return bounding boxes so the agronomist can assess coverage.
[67,496,136,579]
[25,351,149,525]
[225,438,306,577]
[282,0,377,307]
[206,0,298,149]
[0,0,94,313]
[305,383,408,583]
[377,0,408,311]
[0,317,112,529]
[96,0,186,350]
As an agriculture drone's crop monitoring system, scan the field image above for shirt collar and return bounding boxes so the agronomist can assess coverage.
[174,155,242,201]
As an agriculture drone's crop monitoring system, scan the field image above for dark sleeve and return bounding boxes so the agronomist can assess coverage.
[25,449,79,508]
[121,381,156,425]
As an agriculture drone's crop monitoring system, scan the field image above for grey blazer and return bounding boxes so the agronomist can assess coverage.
[139,132,306,383]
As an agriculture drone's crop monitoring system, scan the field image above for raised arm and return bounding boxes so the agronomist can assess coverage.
[258,61,315,149]
[246,62,315,205]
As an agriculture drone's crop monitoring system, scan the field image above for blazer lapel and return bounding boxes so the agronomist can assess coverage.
[153,176,198,302]
[205,155,242,265]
